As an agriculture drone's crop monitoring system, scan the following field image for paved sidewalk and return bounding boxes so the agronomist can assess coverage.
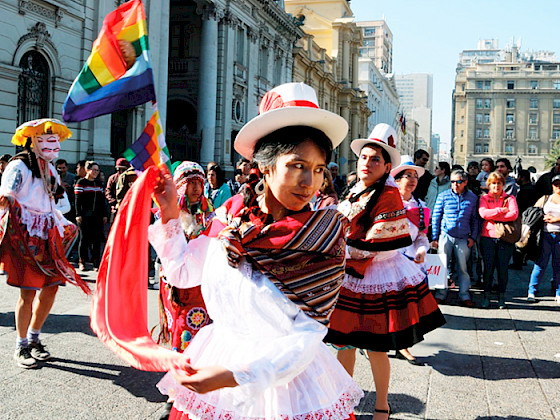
[0,261,559,419]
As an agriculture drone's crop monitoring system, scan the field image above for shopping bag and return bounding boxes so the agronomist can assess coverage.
[425,253,448,289]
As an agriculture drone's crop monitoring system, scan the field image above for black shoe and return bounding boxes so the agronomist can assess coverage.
[29,340,51,361]
[14,346,38,369]
[395,350,423,366]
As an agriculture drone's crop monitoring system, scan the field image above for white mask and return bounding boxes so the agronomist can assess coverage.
[32,133,60,162]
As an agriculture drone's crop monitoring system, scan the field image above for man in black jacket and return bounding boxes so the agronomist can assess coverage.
[413,149,433,200]
[535,157,560,199]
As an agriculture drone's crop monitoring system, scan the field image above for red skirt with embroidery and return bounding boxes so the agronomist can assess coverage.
[169,407,356,420]
[0,201,86,292]
[325,281,446,352]
[158,280,211,352]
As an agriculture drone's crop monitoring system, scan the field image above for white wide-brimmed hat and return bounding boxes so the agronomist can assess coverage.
[390,155,425,178]
[234,82,349,160]
[350,123,401,167]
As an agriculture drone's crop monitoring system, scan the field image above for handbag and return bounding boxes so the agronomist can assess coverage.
[494,195,522,244]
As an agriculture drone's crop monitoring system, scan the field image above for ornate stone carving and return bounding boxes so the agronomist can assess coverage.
[17,22,57,54]
[195,1,225,21]
[247,27,259,43]
[222,11,241,28]
[18,0,64,27]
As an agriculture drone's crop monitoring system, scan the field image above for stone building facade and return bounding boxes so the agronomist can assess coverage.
[453,57,560,171]
[286,0,370,174]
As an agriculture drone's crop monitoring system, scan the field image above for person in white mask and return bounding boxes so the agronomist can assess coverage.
[0,119,89,369]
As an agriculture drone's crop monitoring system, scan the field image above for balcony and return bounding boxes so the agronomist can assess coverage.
[169,58,199,76]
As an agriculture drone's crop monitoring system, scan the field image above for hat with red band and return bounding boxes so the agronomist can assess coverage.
[234,82,348,160]
[351,123,401,167]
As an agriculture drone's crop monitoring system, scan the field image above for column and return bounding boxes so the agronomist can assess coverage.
[340,105,351,174]
[342,39,350,82]
[352,53,359,89]
[197,4,220,165]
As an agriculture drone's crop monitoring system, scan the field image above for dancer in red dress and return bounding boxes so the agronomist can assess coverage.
[0,119,89,368]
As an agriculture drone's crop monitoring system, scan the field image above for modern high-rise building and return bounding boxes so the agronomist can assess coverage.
[452,40,560,171]
[394,73,433,157]
[356,20,392,74]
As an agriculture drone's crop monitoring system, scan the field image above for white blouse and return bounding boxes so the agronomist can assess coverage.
[0,159,71,239]
[148,218,362,420]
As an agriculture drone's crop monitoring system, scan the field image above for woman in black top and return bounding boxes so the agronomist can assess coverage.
[74,161,107,270]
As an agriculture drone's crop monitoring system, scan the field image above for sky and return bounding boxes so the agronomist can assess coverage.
[350,0,560,152]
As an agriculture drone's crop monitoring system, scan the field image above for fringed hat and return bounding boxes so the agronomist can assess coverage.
[173,161,205,184]
[12,118,72,146]
[390,155,425,178]
[351,123,401,166]
[234,82,348,160]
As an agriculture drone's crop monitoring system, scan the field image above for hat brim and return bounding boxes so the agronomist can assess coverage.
[234,107,348,160]
[350,139,401,167]
[390,164,425,178]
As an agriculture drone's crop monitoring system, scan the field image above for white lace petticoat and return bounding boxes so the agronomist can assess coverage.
[344,250,426,294]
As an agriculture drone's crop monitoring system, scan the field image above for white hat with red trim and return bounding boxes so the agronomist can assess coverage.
[351,123,401,167]
[234,82,348,160]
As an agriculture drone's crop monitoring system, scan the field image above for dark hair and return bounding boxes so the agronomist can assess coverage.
[527,166,537,173]
[480,157,494,171]
[85,160,99,170]
[467,161,479,170]
[451,164,464,171]
[393,169,407,180]
[438,162,451,177]
[236,158,250,167]
[234,168,243,176]
[0,154,12,163]
[55,158,68,166]
[414,149,429,160]
[496,158,512,171]
[518,169,531,182]
[356,173,390,231]
[208,164,226,187]
[321,168,337,196]
[76,160,87,168]
[253,125,332,168]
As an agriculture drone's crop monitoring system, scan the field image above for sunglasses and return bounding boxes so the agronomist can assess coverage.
[450,180,465,184]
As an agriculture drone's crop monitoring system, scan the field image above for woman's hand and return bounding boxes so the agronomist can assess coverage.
[543,214,558,224]
[153,165,179,223]
[171,363,237,394]
[414,248,426,264]
[76,216,82,224]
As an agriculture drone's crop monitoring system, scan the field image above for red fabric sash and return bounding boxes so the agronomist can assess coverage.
[90,167,185,371]
[406,207,430,235]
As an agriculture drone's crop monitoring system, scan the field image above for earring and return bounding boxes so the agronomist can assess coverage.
[254,178,265,195]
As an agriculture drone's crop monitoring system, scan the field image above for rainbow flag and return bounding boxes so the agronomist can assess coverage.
[62,0,156,122]
[123,109,171,171]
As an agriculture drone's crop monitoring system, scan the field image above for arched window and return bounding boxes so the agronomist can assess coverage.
[17,51,50,125]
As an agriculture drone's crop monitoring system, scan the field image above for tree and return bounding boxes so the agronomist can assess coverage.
[545,139,560,169]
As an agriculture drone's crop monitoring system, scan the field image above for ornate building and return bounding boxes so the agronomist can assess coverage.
[285,0,370,174]
[0,0,302,171]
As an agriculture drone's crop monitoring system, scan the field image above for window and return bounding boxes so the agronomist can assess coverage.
[506,128,514,139]
[484,113,490,123]
[236,27,245,65]
[529,113,538,124]
[460,145,464,152]
[18,51,49,126]
[483,143,489,153]
[364,28,375,37]
[505,144,514,154]
[530,98,538,109]
[484,81,491,90]
[476,99,483,109]
[506,113,515,124]
[461,130,464,137]
[528,144,538,154]
[476,113,483,123]
[475,143,482,153]
[364,39,375,47]
[554,80,560,89]
[273,56,282,86]
[554,99,560,109]
[476,81,483,89]
[462,83,465,91]
[507,81,515,90]
[483,128,490,138]
[476,128,482,138]
[506,99,515,108]
[461,102,466,109]
[484,99,491,108]
[476,80,491,90]
[531,80,538,89]
[460,115,464,123]
[259,46,269,79]
[529,127,538,139]
[554,113,560,124]
[553,129,560,140]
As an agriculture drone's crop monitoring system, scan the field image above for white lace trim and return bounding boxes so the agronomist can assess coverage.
[159,217,183,240]
[19,206,55,240]
[157,377,363,420]
[343,271,426,294]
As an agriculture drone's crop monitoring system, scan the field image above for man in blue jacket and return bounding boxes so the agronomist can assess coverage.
[431,169,480,307]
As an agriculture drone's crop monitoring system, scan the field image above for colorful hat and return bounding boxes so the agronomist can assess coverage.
[351,123,401,167]
[234,82,349,160]
[173,161,205,184]
[12,118,72,146]
[390,155,425,178]
[115,158,130,169]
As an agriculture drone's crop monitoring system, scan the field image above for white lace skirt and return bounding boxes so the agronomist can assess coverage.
[157,324,363,420]
[343,250,426,295]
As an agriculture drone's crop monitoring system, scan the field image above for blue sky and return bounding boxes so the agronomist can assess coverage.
[350,0,560,151]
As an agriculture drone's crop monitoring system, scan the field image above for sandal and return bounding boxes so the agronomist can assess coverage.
[373,406,391,420]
